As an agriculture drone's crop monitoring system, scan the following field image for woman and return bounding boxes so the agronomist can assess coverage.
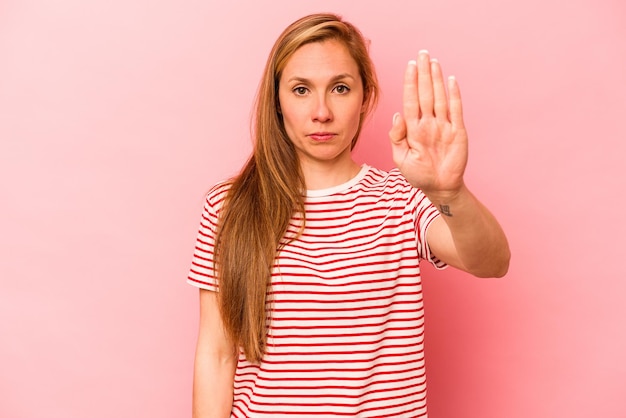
[188,13,510,417]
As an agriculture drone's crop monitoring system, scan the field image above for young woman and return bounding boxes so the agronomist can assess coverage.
[188,13,510,418]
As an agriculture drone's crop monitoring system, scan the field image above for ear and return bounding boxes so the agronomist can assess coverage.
[360,89,369,113]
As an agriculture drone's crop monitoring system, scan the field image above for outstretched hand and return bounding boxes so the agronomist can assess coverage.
[389,51,468,201]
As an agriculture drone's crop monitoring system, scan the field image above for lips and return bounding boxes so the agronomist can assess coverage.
[309,132,335,142]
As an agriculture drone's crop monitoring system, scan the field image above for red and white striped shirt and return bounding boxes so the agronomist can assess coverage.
[188,165,445,417]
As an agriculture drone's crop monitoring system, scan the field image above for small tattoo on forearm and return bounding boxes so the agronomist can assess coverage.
[439,204,453,217]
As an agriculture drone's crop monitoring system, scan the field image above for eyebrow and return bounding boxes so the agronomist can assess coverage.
[286,73,356,84]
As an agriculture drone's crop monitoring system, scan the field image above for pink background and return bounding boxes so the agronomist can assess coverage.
[1,0,625,417]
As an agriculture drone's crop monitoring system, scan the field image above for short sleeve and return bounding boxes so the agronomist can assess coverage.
[187,183,229,291]
[412,188,448,270]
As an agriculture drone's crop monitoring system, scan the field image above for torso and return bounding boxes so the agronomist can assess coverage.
[189,165,444,417]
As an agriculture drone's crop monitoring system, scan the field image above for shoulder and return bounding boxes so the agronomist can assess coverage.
[359,165,415,194]
[206,180,232,206]
[359,166,433,211]
[202,180,233,214]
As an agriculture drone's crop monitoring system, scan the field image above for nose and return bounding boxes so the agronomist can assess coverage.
[312,94,333,122]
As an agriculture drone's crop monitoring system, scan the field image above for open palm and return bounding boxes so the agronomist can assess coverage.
[389,51,468,200]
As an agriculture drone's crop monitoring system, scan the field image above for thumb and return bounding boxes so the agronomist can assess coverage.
[389,112,407,146]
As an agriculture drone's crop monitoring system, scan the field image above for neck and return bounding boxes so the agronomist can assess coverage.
[300,159,361,190]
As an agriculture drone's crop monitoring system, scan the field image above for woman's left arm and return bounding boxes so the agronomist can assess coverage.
[423,186,510,278]
[389,51,510,278]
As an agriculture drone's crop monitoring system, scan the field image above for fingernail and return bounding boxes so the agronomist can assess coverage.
[419,49,429,55]
[408,60,417,66]
[393,112,400,125]
[430,58,438,63]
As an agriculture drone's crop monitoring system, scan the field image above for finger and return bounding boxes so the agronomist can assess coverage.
[388,112,408,146]
[389,112,410,168]
[448,76,465,128]
[417,50,434,117]
[403,60,419,122]
[430,59,448,122]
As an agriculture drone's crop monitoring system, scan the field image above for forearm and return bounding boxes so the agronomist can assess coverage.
[192,346,237,418]
[193,290,238,418]
[427,185,510,278]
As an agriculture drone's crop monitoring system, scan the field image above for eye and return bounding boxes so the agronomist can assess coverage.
[293,86,309,96]
[334,84,350,94]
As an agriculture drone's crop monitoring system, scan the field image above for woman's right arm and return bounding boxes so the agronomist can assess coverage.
[193,289,238,418]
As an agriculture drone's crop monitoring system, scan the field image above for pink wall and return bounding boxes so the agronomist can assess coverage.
[1,0,624,417]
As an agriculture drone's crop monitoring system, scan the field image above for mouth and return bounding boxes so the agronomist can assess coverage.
[308,132,335,142]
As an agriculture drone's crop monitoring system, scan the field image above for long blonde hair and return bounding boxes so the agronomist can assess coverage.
[214,13,379,363]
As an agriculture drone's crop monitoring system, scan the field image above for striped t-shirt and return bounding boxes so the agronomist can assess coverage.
[188,165,446,417]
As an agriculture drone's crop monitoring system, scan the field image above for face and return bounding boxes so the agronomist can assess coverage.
[278,39,364,172]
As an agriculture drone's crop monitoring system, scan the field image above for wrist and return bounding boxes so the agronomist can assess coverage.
[422,183,468,207]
